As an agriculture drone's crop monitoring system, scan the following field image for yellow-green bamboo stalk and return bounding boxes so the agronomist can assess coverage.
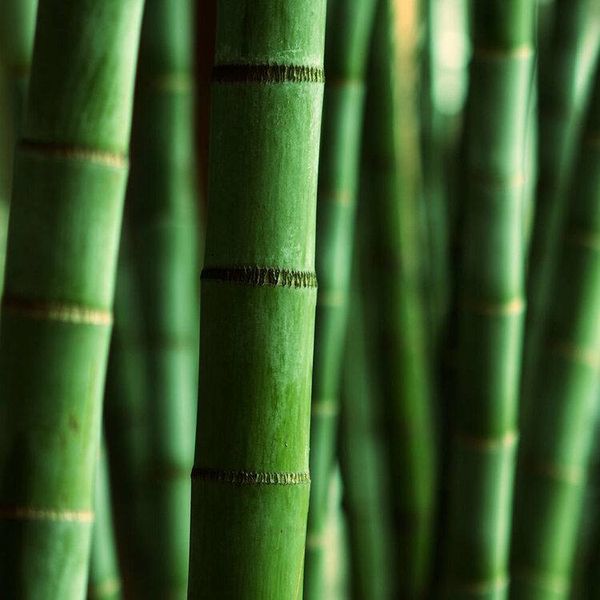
[0,2,144,595]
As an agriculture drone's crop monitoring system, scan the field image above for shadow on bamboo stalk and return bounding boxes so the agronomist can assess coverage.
[0,1,144,595]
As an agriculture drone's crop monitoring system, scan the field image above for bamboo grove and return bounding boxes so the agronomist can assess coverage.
[3,0,600,599]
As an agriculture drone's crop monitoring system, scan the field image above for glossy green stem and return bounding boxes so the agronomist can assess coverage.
[0,2,144,596]
[303,0,377,596]
[188,2,326,597]
[511,61,600,600]
[442,2,534,598]
[87,438,122,600]
[126,1,199,595]
[362,1,436,595]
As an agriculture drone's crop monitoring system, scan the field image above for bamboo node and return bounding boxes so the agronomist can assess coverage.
[564,228,600,251]
[305,532,328,548]
[140,72,193,93]
[520,457,585,485]
[512,566,569,594]
[454,430,518,451]
[88,577,121,598]
[201,266,318,289]
[192,467,310,486]
[547,339,600,369]
[318,187,353,206]
[2,296,113,326]
[317,290,345,307]
[311,399,338,417]
[472,44,534,61]
[468,170,527,190]
[19,139,127,169]
[462,296,525,317]
[0,506,94,523]
[212,63,324,85]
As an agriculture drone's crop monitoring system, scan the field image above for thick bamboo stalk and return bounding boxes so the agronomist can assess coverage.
[87,438,122,600]
[442,2,534,598]
[126,0,199,595]
[362,1,436,596]
[303,0,377,596]
[0,1,37,288]
[0,2,144,596]
[188,2,326,597]
[521,0,600,414]
[511,61,600,600]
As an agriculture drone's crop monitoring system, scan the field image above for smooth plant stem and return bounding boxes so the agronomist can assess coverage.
[87,438,122,600]
[303,0,377,596]
[0,1,144,596]
[362,1,437,595]
[521,0,600,415]
[511,60,600,600]
[126,0,199,595]
[443,1,534,598]
[188,2,326,597]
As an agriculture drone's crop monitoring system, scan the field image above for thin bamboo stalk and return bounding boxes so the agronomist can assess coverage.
[126,0,199,595]
[522,0,600,415]
[87,437,122,600]
[511,60,600,600]
[0,2,144,596]
[362,0,436,595]
[442,1,534,598]
[188,2,327,597]
[303,0,377,596]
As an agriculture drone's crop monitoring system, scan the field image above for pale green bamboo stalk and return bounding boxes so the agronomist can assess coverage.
[442,2,534,598]
[0,2,145,596]
[87,437,122,600]
[126,1,199,595]
[511,59,600,600]
[303,0,377,596]
[188,2,327,597]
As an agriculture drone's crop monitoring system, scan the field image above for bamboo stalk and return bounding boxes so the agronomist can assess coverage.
[521,0,600,415]
[0,1,38,288]
[87,437,122,600]
[188,2,327,597]
[511,60,600,600]
[303,0,377,596]
[0,1,144,595]
[362,1,436,595]
[126,0,199,595]
[442,2,534,598]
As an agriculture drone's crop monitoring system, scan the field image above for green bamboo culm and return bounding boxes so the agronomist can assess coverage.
[188,1,327,598]
[0,1,144,596]
[522,0,600,416]
[87,438,122,600]
[362,0,436,595]
[303,0,377,596]
[442,2,534,598]
[126,0,199,595]
[511,60,600,600]
[0,0,38,289]
[103,238,150,597]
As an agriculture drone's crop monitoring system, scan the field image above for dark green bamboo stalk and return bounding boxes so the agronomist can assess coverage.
[0,0,38,288]
[511,60,600,600]
[126,1,199,595]
[522,0,600,412]
[303,0,377,596]
[87,437,122,600]
[0,2,144,596]
[188,2,326,597]
[442,2,534,598]
[103,237,151,597]
[362,1,436,596]
[339,273,394,600]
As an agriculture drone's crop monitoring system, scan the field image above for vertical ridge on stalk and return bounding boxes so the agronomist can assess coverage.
[303,0,378,596]
[0,1,145,595]
[442,1,534,598]
[188,1,327,597]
